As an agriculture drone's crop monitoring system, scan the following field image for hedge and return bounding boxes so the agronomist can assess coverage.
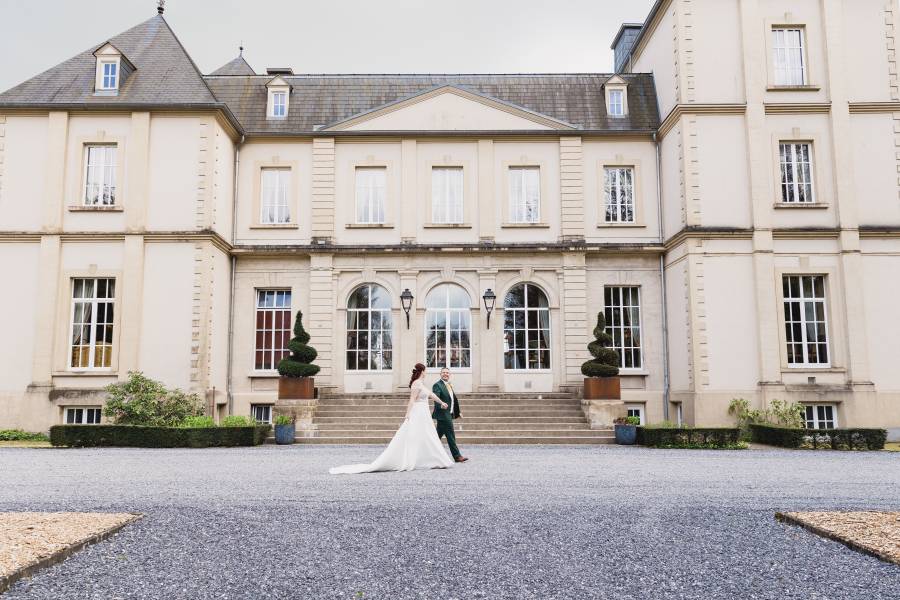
[637,427,742,449]
[750,424,886,450]
[50,425,271,448]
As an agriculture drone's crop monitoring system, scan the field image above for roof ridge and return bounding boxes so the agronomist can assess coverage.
[154,15,219,102]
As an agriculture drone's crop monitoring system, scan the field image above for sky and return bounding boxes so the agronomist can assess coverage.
[0,0,655,92]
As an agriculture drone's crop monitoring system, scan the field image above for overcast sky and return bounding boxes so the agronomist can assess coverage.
[0,0,654,92]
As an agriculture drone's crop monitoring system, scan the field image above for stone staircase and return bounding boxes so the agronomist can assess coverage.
[295,392,613,444]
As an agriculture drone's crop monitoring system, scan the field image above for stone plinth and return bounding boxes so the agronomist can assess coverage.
[274,399,318,437]
[582,399,627,430]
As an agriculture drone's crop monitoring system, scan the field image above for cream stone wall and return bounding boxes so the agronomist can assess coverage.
[1,116,47,231]
[147,117,204,230]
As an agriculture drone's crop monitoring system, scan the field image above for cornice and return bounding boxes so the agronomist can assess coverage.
[764,102,831,114]
[0,231,233,253]
[848,102,900,114]
[657,104,747,139]
[664,227,753,249]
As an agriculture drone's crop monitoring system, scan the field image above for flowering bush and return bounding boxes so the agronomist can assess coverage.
[104,371,204,426]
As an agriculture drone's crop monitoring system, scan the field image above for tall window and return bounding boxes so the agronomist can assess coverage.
[779,143,814,204]
[260,168,291,224]
[346,284,393,371]
[604,167,635,223]
[70,278,115,369]
[503,284,550,370]
[65,407,102,424]
[255,290,292,371]
[84,145,117,206]
[773,28,806,85]
[604,286,642,369]
[101,62,117,89]
[431,167,464,224]
[508,167,540,223]
[607,89,624,116]
[804,404,836,429]
[272,91,287,117]
[783,275,829,366]
[425,284,471,369]
[355,167,386,224]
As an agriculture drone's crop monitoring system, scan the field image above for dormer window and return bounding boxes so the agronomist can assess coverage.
[266,75,291,119]
[93,42,133,96]
[604,76,629,117]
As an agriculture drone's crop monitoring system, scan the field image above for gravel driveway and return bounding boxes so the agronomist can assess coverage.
[1,445,898,599]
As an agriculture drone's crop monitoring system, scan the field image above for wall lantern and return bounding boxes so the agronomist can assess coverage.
[482,288,497,329]
[400,288,414,328]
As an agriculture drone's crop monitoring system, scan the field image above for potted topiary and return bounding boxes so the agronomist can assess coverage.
[581,313,621,399]
[614,415,640,445]
[273,414,295,445]
[277,311,320,400]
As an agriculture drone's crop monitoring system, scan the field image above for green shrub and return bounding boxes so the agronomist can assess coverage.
[49,425,271,448]
[274,414,294,426]
[221,415,255,427]
[581,313,620,378]
[0,429,50,442]
[104,371,204,427]
[729,398,805,440]
[179,416,216,428]
[277,311,320,378]
[614,416,641,426]
[637,427,743,449]
[750,424,886,450]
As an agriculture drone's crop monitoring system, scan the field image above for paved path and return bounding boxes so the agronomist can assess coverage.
[1,445,898,599]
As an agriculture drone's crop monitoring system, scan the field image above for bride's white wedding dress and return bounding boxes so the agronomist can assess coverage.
[329,381,454,474]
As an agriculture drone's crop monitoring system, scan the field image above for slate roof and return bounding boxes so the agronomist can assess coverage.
[0,15,217,106]
[0,15,660,135]
[210,55,256,76]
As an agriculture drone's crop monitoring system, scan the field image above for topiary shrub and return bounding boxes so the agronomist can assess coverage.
[277,311,320,378]
[581,312,620,378]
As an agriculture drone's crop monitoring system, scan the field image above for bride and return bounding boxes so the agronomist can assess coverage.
[329,363,455,474]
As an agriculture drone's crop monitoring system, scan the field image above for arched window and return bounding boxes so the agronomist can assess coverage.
[425,284,471,369]
[503,284,550,370]
[346,284,393,371]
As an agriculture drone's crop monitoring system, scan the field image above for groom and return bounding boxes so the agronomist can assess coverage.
[432,368,468,463]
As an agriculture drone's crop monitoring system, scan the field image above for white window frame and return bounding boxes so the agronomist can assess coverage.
[608,89,624,116]
[251,404,273,425]
[431,167,464,224]
[804,404,837,430]
[779,142,814,204]
[603,166,635,223]
[355,167,387,224]
[625,404,645,425]
[508,167,541,224]
[604,286,642,370]
[772,27,807,86]
[69,278,116,371]
[346,284,394,372]
[424,284,472,371]
[65,407,103,425]
[83,145,117,206]
[782,275,830,368]
[503,284,551,371]
[254,289,292,372]
[260,168,291,224]
[100,61,118,90]
[271,91,287,117]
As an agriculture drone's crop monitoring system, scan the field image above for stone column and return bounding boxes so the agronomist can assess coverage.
[477,268,500,392]
[308,253,335,392]
[477,140,495,243]
[561,252,588,391]
[31,235,62,386]
[559,136,585,243]
[311,137,336,243]
[400,139,417,243]
[396,270,419,390]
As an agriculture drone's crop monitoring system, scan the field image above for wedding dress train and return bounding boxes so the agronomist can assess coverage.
[329,381,454,474]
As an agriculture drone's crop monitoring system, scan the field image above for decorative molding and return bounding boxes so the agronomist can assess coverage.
[764,103,831,114]
[657,104,747,139]
[847,102,900,113]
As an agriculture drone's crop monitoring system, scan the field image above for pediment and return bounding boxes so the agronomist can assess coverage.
[605,75,627,87]
[323,86,577,132]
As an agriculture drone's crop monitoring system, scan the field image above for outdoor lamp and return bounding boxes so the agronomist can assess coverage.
[482,288,497,329]
[400,288,414,328]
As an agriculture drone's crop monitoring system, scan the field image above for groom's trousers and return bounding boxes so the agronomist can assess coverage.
[436,418,461,459]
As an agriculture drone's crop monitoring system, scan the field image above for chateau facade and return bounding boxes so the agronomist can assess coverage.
[1,0,899,438]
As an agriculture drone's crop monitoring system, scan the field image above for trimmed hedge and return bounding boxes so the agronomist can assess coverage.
[50,425,270,448]
[750,424,886,450]
[637,427,742,449]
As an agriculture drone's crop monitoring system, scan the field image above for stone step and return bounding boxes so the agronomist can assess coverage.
[317,397,580,406]
[293,435,614,445]
[319,393,576,400]
[313,427,607,437]
[315,412,586,420]
[313,416,589,424]
[313,422,594,432]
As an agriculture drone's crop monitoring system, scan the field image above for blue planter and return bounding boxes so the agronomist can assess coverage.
[615,424,637,445]
[274,423,295,445]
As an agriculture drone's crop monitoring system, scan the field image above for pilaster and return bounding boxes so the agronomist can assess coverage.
[308,254,335,387]
[561,252,587,386]
[477,139,495,242]
[311,138,336,242]
[400,139,417,242]
[559,136,585,242]
[476,268,500,392]
[125,112,150,232]
[42,112,68,231]
[31,235,62,386]
[117,235,145,375]
[195,118,213,230]
[396,270,419,390]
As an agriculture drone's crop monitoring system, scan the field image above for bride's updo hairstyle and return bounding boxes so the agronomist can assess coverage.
[409,363,426,388]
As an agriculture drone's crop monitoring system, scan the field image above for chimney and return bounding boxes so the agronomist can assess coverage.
[266,67,294,76]
[611,23,643,73]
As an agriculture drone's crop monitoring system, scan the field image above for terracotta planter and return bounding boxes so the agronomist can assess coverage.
[583,376,621,400]
[279,377,314,400]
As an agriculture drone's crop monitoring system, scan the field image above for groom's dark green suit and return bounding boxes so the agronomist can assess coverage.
[431,380,462,460]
